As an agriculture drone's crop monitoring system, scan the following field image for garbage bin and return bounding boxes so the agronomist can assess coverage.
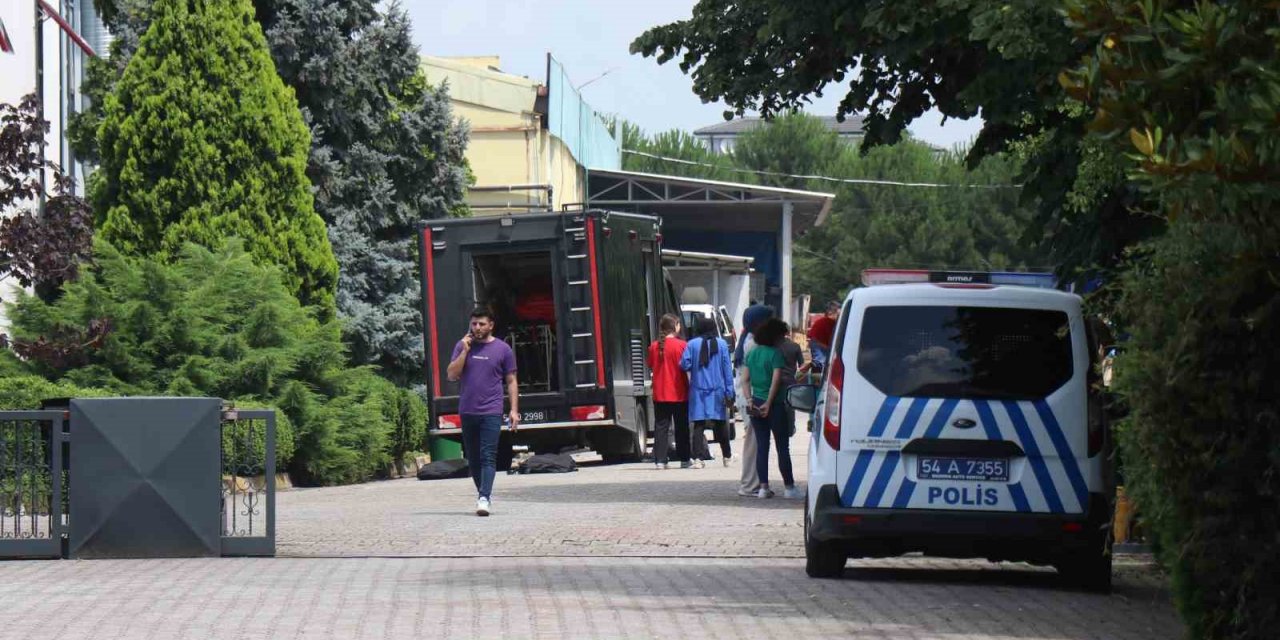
[429,435,463,461]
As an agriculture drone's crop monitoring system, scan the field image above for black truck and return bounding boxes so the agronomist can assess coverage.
[417,209,679,465]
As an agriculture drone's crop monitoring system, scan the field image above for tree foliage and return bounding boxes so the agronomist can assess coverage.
[7,239,429,484]
[92,0,338,318]
[1064,2,1280,637]
[75,0,471,386]
[622,113,1039,303]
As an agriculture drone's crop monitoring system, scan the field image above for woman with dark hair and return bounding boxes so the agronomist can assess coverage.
[741,318,799,499]
[680,317,735,468]
[646,314,689,469]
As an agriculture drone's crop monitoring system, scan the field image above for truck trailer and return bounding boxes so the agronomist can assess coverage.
[417,209,678,465]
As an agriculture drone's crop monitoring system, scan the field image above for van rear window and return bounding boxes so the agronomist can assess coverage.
[856,306,1073,399]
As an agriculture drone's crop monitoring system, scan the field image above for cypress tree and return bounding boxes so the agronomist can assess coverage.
[92,0,338,317]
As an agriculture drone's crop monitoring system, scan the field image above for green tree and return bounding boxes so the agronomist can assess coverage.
[92,0,338,317]
[1064,2,1280,637]
[620,120,745,181]
[76,0,470,385]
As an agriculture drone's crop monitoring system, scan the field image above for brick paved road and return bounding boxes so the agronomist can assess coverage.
[0,431,1184,638]
[0,556,1180,640]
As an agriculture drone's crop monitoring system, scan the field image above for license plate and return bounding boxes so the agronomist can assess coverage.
[917,456,1009,482]
[520,409,555,424]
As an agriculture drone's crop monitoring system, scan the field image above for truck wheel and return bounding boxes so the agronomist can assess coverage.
[626,402,649,463]
[804,496,846,578]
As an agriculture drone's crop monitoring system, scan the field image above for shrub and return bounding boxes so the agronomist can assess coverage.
[5,239,411,485]
[1114,222,1279,638]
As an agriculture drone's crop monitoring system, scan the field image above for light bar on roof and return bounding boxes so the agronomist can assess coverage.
[861,269,930,286]
[862,268,1058,289]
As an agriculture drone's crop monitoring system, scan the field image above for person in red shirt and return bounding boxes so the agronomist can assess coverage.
[647,314,690,469]
[807,301,841,369]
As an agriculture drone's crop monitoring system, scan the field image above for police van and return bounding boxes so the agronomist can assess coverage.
[788,269,1114,591]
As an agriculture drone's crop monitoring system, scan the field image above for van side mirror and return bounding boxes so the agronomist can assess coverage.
[785,384,818,412]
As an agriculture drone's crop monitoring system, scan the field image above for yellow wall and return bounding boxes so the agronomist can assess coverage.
[422,56,586,215]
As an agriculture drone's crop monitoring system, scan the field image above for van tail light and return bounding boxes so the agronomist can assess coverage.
[823,356,844,450]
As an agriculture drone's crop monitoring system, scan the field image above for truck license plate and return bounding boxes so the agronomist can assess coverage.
[917,457,1009,482]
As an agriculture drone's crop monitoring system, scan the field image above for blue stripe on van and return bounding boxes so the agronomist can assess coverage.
[1001,400,1064,514]
[864,451,899,507]
[922,398,959,438]
[894,398,930,438]
[891,479,916,509]
[1008,483,1031,512]
[842,450,876,507]
[866,398,931,508]
[973,399,1003,441]
[1033,400,1089,511]
[868,396,901,437]
[841,396,898,507]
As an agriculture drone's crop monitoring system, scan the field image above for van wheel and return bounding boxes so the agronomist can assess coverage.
[804,496,845,578]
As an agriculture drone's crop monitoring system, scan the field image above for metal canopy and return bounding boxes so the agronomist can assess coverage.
[585,169,833,233]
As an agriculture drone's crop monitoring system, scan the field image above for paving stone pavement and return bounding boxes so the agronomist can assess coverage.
[0,556,1181,640]
[0,430,1185,638]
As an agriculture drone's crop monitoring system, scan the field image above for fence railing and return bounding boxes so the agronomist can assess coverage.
[220,408,276,557]
[0,411,65,559]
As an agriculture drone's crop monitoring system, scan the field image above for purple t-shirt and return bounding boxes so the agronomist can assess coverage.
[452,339,517,415]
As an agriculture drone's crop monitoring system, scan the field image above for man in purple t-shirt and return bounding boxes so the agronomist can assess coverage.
[447,308,519,516]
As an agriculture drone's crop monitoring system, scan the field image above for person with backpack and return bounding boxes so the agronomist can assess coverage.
[741,318,800,499]
[680,317,735,468]
[647,314,690,469]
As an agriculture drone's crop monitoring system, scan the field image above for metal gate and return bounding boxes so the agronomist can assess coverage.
[220,409,276,557]
[0,411,65,559]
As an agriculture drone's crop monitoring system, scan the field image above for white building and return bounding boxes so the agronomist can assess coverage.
[693,115,866,155]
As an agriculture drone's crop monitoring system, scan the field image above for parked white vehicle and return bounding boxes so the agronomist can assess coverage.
[789,269,1115,591]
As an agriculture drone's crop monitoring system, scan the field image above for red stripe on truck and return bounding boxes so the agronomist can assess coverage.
[423,227,442,397]
[586,219,606,388]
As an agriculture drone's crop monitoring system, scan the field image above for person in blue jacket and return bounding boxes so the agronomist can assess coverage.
[680,317,736,468]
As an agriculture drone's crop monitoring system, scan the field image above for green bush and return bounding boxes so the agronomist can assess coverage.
[0,375,109,410]
[92,0,337,317]
[1114,222,1279,638]
[6,239,409,485]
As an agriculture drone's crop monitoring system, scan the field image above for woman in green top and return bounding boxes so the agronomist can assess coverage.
[741,318,799,499]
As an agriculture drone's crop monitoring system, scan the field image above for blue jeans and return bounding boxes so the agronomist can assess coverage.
[461,414,502,499]
[750,397,794,488]
[811,344,829,369]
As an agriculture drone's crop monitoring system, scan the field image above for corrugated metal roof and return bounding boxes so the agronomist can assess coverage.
[693,115,866,136]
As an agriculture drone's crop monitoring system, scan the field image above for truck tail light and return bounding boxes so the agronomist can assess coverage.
[570,405,607,421]
[823,356,844,451]
[437,414,461,430]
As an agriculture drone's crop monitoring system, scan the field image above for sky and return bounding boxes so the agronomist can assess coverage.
[404,0,983,150]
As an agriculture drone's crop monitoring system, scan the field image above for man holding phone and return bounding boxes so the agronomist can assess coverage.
[446,308,519,516]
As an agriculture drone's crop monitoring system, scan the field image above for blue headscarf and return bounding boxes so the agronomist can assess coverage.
[734,304,774,367]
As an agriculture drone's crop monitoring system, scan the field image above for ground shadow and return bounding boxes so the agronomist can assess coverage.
[496,478,806,510]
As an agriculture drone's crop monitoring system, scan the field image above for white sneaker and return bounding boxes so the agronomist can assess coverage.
[783,486,802,499]
[654,462,662,470]
[737,487,757,497]
[722,456,733,467]
[757,487,775,499]
[694,460,706,469]
[476,497,490,517]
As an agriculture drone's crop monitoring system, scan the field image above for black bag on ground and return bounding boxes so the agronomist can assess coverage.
[416,458,471,480]
[517,453,577,474]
